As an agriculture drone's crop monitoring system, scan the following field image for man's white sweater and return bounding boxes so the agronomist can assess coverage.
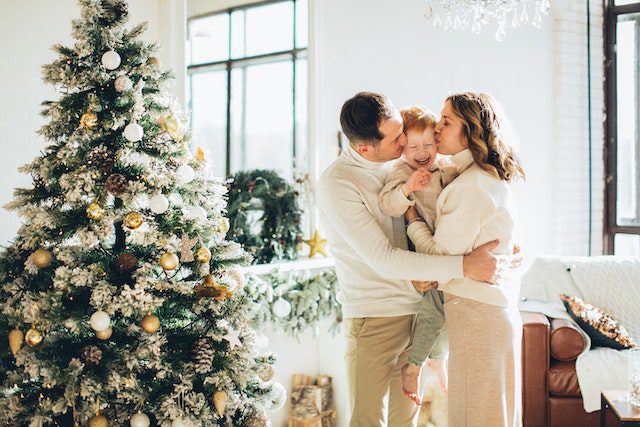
[317,145,464,319]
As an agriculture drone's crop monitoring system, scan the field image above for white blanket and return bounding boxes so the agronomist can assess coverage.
[519,256,640,412]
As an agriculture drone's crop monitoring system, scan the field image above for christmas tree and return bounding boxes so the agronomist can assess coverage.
[0,1,285,425]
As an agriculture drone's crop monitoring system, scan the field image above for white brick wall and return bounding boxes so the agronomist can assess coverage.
[552,0,605,255]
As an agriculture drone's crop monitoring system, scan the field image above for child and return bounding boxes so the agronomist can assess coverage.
[379,106,456,405]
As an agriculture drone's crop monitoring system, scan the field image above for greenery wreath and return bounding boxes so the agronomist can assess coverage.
[226,169,303,264]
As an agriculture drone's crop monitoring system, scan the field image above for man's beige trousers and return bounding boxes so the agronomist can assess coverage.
[344,315,420,426]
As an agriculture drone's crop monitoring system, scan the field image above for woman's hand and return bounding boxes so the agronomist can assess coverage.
[405,205,418,222]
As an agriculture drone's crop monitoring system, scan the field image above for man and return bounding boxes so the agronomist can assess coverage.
[317,92,504,426]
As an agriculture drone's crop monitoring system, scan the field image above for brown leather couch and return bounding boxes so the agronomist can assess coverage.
[521,311,621,427]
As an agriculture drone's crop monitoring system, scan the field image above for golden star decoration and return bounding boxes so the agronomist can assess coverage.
[304,229,328,258]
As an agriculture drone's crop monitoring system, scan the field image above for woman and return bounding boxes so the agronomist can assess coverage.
[404,92,525,427]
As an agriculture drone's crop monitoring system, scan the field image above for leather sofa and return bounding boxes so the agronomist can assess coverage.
[521,311,621,427]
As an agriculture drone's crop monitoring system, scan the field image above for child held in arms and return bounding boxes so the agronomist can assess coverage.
[379,106,456,405]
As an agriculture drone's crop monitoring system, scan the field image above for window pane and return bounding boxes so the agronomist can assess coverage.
[296,0,308,48]
[616,16,640,226]
[616,0,640,5]
[190,71,228,177]
[295,57,308,170]
[246,2,294,56]
[231,10,246,59]
[615,233,640,256]
[230,61,293,178]
[189,14,229,65]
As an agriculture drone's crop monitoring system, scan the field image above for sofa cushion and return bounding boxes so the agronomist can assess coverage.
[550,318,587,361]
[549,361,581,397]
[560,294,636,350]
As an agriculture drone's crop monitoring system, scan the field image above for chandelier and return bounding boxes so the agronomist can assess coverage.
[424,0,551,41]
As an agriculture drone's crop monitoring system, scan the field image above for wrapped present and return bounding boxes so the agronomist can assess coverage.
[288,374,336,427]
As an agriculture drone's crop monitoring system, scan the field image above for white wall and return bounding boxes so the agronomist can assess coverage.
[0,0,175,245]
[313,0,557,264]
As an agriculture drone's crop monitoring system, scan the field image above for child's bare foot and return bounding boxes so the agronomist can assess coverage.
[427,358,448,393]
[401,362,422,405]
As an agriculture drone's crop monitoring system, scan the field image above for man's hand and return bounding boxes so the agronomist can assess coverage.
[401,167,432,196]
[463,240,502,284]
[411,280,438,292]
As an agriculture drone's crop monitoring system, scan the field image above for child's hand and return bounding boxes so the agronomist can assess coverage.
[402,167,432,196]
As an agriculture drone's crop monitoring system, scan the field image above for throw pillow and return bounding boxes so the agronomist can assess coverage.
[560,293,636,350]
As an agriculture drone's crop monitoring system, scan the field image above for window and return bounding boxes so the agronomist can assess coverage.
[605,1,640,255]
[187,0,308,179]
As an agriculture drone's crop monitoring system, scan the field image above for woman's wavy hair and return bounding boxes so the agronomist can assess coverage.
[446,92,526,182]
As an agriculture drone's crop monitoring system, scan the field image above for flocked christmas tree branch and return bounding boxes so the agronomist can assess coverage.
[0,1,284,425]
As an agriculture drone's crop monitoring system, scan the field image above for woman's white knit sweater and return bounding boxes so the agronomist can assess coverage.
[407,149,519,307]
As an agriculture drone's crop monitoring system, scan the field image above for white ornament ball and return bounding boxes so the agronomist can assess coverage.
[101,50,121,70]
[267,382,287,411]
[171,418,188,427]
[186,206,207,222]
[272,298,292,318]
[176,165,195,185]
[130,413,150,427]
[124,122,144,142]
[115,75,133,92]
[254,332,269,348]
[149,194,169,214]
[90,311,111,332]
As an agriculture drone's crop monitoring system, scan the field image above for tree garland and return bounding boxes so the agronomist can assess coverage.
[226,170,303,265]
[245,268,342,339]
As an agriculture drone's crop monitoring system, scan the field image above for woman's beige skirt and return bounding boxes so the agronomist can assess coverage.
[444,294,522,427]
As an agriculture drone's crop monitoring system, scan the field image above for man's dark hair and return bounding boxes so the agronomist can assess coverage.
[340,92,396,145]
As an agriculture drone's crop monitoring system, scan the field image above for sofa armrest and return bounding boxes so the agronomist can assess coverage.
[550,318,586,362]
[521,311,550,427]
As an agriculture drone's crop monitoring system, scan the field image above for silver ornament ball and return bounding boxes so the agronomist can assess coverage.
[123,122,144,142]
[115,75,133,92]
[101,50,121,70]
[149,194,169,214]
[90,310,111,332]
[130,412,150,427]
[272,298,292,318]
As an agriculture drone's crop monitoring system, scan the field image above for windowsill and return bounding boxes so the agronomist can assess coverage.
[240,256,335,275]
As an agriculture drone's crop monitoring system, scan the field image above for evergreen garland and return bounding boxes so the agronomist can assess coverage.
[226,170,303,264]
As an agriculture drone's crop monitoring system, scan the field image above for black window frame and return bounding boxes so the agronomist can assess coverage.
[604,1,640,253]
[186,0,307,178]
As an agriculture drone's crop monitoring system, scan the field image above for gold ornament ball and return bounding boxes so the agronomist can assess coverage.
[213,390,228,416]
[245,412,268,427]
[88,414,109,427]
[218,217,230,234]
[80,112,98,128]
[25,327,43,347]
[8,327,24,356]
[32,248,53,268]
[141,314,160,334]
[258,364,275,382]
[159,253,179,270]
[86,202,105,220]
[96,327,113,340]
[124,211,143,229]
[195,246,211,264]
[147,56,160,66]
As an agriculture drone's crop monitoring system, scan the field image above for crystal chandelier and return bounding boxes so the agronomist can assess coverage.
[424,0,551,41]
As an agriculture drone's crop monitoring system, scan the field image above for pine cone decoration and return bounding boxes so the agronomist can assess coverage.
[116,252,138,273]
[88,148,115,175]
[105,173,128,196]
[81,345,103,365]
[192,338,215,374]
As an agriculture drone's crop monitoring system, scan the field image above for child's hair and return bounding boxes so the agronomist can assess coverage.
[400,106,437,134]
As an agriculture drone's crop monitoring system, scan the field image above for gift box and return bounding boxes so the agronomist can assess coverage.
[288,374,336,427]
